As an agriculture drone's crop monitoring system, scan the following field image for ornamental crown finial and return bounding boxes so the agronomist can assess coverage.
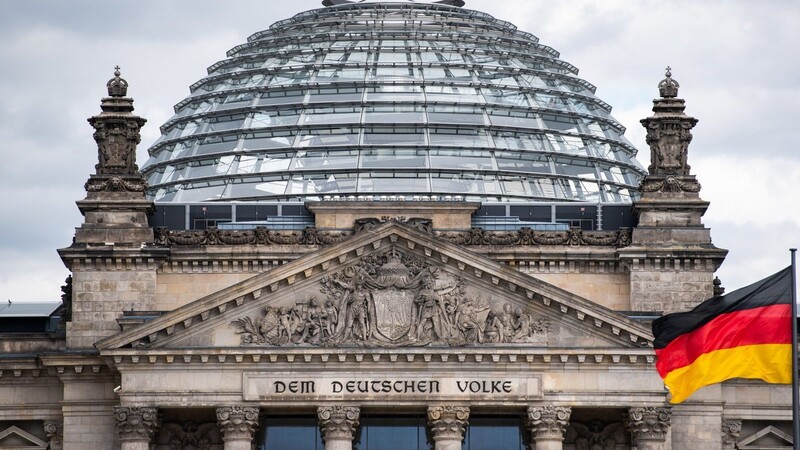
[658,66,679,98]
[106,65,129,97]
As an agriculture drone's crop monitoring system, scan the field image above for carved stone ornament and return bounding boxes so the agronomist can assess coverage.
[87,66,147,177]
[437,226,632,248]
[43,420,63,450]
[159,421,220,450]
[317,406,360,441]
[427,406,470,441]
[721,419,742,449]
[153,225,631,248]
[640,67,698,177]
[623,407,671,442]
[230,249,550,347]
[154,226,351,247]
[526,405,571,441]
[113,406,161,442]
[215,406,259,441]
[571,420,623,450]
[640,175,701,193]
[85,175,147,192]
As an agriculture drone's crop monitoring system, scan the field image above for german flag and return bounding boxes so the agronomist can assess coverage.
[652,266,794,404]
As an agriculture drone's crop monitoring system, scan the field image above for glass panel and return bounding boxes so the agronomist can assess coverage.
[528,178,563,199]
[235,152,293,174]
[429,128,489,148]
[363,127,425,146]
[251,109,301,128]
[261,416,323,450]
[547,134,591,156]
[553,157,597,179]
[368,66,423,81]
[206,114,246,133]
[463,416,525,450]
[424,86,483,103]
[364,105,425,124]
[375,52,412,63]
[429,149,493,170]
[483,89,531,107]
[287,173,358,194]
[297,128,360,147]
[362,149,428,169]
[500,176,528,196]
[315,67,366,82]
[174,183,226,202]
[302,106,362,125]
[487,109,539,128]
[366,85,424,101]
[267,70,312,86]
[194,135,239,156]
[423,67,472,81]
[227,179,288,197]
[541,114,581,133]
[242,131,294,150]
[495,151,551,173]
[431,173,499,195]
[428,105,486,125]
[257,89,305,106]
[359,173,429,193]
[184,155,235,179]
[354,416,429,450]
[308,86,364,103]
[292,149,359,170]
[492,131,549,151]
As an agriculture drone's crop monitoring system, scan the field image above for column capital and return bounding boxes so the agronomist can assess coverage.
[721,419,742,449]
[526,405,571,441]
[216,405,259,442]
[43,420,63,450]
[317,405,360,441]
[624,407,671,442]
[427,405,469,441]
[113,406,160,442]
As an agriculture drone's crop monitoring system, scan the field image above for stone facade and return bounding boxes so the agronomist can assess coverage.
[0,70,790,450]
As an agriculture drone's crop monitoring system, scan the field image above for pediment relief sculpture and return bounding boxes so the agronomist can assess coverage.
[231,249,550,347]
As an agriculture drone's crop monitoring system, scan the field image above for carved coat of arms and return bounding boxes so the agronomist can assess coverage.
[231,249,550,347]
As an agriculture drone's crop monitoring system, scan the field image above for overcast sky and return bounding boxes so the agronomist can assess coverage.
[0,0,798,302]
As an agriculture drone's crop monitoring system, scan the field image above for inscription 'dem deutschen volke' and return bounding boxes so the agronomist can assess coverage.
[243,373,543,401]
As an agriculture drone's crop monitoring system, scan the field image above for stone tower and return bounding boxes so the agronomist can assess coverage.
[58,68,167,349]
[620,68,727,313]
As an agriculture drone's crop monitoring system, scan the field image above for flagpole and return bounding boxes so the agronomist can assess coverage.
[791,248,798,450]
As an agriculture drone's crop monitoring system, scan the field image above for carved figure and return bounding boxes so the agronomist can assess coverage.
[572,421,621,450]
[231,249,550,347]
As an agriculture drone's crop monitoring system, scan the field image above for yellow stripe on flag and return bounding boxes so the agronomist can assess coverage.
[663,343,792,404]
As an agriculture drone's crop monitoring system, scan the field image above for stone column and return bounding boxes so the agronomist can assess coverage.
[216,406,259,450]
[624,407,671,450]
[427,406,469,450]
[317,406,360,450]
[721,419,742,450]
[113,406,160,450]
[526,405,571,450]
[43,420,63,450]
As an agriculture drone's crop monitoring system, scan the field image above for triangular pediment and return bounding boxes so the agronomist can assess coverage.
[97,221,653,351]
[0,426,48,450]
[738,425,793,449]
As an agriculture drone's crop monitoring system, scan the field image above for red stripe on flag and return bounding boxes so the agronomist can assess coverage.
[655,303,792,377]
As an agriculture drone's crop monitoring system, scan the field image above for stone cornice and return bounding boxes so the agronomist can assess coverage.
[96,222,655,351]
[101,347,657,368]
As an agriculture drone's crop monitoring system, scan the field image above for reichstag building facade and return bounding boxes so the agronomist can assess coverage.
[0,1,791,449]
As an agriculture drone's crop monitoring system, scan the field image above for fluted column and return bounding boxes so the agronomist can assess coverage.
[43,420,63,450]
[427,406,469,450]
[526,405,571,450]
[721,419,742,450]
[624,407,671,450]
[216,406,259,450]
[317,406,360,450]
[113,406,160,450]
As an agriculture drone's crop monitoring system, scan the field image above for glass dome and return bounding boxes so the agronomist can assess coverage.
[141,1,646,204]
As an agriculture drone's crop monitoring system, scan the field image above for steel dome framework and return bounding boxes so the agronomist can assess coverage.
[141,2,646,204]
